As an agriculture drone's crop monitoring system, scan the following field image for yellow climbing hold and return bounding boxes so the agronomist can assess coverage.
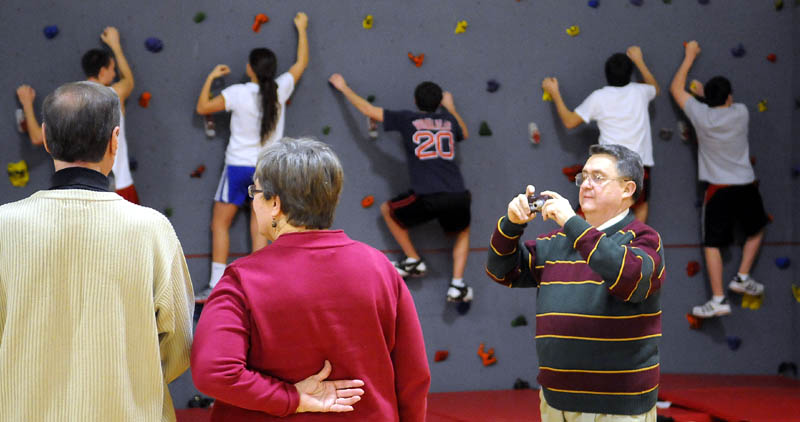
[455,20,468,34]
[362,14,373,29]
[792,284,800,303]
[542,90,553,102]
[741,293,763,310]
[757,99,768,112]
[566,25,580,37]
[7,160,29,187]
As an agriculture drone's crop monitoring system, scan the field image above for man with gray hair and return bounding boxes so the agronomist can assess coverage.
[0,81,194,421]
[487,144,665,420]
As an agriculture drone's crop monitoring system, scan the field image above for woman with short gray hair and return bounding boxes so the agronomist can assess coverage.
[191,137,431,421]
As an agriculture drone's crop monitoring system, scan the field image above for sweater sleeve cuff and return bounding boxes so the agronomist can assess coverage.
[562,215,592,243]
[499,214,527,238]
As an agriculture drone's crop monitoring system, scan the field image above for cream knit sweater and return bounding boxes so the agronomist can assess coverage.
[0,189,194,422]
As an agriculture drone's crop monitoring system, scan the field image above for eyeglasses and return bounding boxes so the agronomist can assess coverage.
[575,172,630,187]
[247,184,263,199]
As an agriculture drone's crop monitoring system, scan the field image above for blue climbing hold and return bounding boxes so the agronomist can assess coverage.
[792,165,800,178]
[43,25,59,39]
[731,43,746,58]
[775,256,790,269]
[145,37,163,53]
[486,79,500,93]
[726,336,741,351]
[698,0,710,4]
[630,0,643,6]
[588,0,600,7]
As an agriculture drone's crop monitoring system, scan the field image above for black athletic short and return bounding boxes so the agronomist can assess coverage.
[388,190,471,233]
[634,166,652,206]
[702,182,769,248]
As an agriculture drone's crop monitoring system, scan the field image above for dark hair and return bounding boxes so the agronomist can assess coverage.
[249,48,279,144]
[255,137,344,229]
[43,81,120,163]
[81,49,113,78]
[604,53,634,87]
[589,144,643,201]
[414,81,443,113]
[703,76,732,107]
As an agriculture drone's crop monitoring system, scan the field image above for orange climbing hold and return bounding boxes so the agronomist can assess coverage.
[434,350,449,362]
[686,313,703,330]
[408,52,424,67]
[361,195,374,208]
[477,342,497,366]
[138,91,152,108]
[252,13,269,32]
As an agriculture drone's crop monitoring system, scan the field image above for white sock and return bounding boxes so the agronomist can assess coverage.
[712,295,726,304]
[737,273,749,281]
[405,256,419,263]
[209,262,226,288]
[451,278,465,288]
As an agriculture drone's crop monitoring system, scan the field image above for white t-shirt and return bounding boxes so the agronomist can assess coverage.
[683,97,755,185]
[574,83,657,166]
[111,113,134,190]
[221,72,295,167]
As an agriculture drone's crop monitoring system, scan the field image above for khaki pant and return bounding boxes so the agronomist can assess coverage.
[539,390,657,422]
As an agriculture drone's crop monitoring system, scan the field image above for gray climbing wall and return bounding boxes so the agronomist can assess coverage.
[1,0,798,407]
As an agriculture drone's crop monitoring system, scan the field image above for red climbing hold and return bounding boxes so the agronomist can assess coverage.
[434,350,449,362]
[361,195,374,208]
[252,13,269,32]
[686,313,703,330]
[138,92,152,108]
[686,261,701,277]
[190,165,206,178]
[408,52,425,68]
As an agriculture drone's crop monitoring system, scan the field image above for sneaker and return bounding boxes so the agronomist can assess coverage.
[728,275,764,296]
[195,286,214,303]
[392,256,427,278]
[447,283,473,303]
[692,298,731,318]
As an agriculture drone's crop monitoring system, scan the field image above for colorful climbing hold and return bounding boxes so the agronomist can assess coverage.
[529,122,541,144]
[511,315,528,327]
[164,207,174,218]
[434,350,449,362]
[766,53,777,62]
[698,0,710,4]
[15,109,26,133]
[479,121,492,137]
[408,52,424,67]
[686,313,702,329]
[630,0,643,6]
[663,0,672,3]
[562,164,583,183]
[659,128,673,141]
[542,90,553,102]
[190,165,206,178]
[791,165,800,178]
[454,20,468,34]
[726,336,742,351]
[678,120,690,142]
[362,14,373,29]
[775,256,791,269]
[513,378,531,389]
[686,261,701,277]
[367,117,378,139]
[775,0,784,10]
[145,37,163,53]
[566,25,580,37]
[757,99,768,113]
[204,115,216,138]
[486,79,500,93]
[791,284,800,303]
[366,95,376,103]
[322,126,331,135]
[588,0,600,8]
[731,43,746,58]
[741,293,762,310]
[138,91,151,108]
[456,301,470,315]
[43,25,59,39]
[252,13,269,32]
[7,160,29,187]
[361,195,374,208]
[129,157,138,172]
[477,343,497,366]
[193,12,206,23]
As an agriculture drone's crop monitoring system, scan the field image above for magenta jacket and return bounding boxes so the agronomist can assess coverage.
[191,230,430,421]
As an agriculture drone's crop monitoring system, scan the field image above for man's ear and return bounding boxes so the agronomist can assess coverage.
[41,123,51,154]
[622,180,636,200]
[108,126,120,157]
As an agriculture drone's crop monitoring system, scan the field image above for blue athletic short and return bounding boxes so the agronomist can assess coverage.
[214,165,255,206]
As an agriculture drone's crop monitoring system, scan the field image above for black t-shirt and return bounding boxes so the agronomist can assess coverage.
[383,109,466,195]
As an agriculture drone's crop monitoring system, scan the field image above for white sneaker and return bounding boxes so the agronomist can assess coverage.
[195,286,214,303]
[728,275,764,296]
[692,298,732,318]
[391,256,427,278]
[447,284,473,303]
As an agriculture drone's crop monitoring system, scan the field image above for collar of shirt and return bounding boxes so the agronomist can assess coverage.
[49,167,110,192]
[597,208,630,231]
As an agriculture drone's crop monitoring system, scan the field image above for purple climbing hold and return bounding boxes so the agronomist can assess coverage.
[731,43,746,58]
[698,0,710,4]
[145,37,163,53]
[486,79,500,93]
[630,0,643,6]
[726,336,741,351]
[792,165,800,178]
[43,25,59,39]
[588,0,600,7]
[775,256,790,269]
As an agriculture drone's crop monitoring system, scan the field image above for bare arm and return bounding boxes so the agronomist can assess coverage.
[328,73,384,122]
[287,12,309,84]
[670,41,701,109]
[542,77,583,130]
[440,92,469,139]
[627,46,660,96]
[101,27,134,105]
[16,85,43,146]
[196,65,229,115]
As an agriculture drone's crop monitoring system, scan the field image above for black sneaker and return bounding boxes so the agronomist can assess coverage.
[447,283,473,303]
[391,256,427,278]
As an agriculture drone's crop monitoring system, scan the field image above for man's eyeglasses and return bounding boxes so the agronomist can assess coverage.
[575,172,630,187]
[248,184,263,199]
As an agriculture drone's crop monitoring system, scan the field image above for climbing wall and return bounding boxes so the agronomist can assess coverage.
[1,0,798,407]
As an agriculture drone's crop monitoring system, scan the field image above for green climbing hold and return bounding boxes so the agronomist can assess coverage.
[479,121,492,137]
[511,315,528,327]
[322,126,331,135]
[194,12,206,23]
[367,95,376,103]
[164,207,174,217]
